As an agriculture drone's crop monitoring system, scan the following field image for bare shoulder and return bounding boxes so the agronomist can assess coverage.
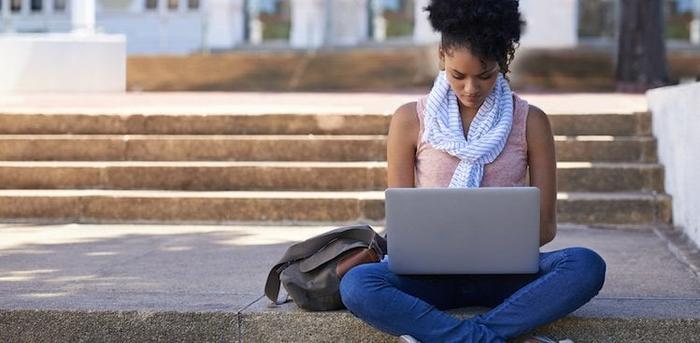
[389,101,420,145]
[391,101,419,128]
[526,104,553,138]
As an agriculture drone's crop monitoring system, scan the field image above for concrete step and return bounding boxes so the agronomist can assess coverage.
[2,305,698,343]
[0,161,664,193]
[556,162,663,192]
[0,112,651,136]
[0,224,698,342]
[0,190,671,226]
[0,135,656,162]
[244,299,700,342]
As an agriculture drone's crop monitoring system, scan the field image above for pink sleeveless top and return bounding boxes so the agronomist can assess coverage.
[414,94,530,188]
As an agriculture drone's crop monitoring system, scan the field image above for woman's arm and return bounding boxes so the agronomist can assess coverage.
[387,102,419,188]
[526,105,558,246]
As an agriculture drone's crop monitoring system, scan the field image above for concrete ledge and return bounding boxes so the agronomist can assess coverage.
[2,300,699,342]
[241,299,700,342]
[0,310,238,342]
[648,82,700,248]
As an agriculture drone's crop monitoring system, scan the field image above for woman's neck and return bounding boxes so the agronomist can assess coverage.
[458,102,479,121]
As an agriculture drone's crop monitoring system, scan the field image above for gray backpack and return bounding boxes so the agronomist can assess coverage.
[264,224,387,311]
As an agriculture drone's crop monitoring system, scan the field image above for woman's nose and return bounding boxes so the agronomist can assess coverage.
[463,78,480,95]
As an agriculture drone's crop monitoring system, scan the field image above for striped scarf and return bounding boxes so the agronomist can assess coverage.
[421,71,514,188]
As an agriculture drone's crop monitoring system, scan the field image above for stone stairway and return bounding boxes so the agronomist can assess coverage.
[0,110,670,227]
[2,93,697,343]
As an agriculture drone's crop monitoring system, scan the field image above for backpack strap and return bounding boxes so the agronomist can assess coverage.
[264,224,380,305]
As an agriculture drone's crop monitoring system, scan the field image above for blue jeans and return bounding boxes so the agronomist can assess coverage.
[339,247,606,343]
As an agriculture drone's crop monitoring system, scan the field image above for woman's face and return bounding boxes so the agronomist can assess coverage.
[440,46,500,114]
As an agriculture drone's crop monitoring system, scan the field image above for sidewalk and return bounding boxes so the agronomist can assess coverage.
[1,224,698,342]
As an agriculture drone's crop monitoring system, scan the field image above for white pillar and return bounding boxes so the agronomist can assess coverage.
[413,0,439,44]
[205,0,242,49]
[21,0,31,16]
[519,0,578,48]
[1,0,12,33]
[327,0,368,46]
[205,0,246,50]
[71,0,96,34]
[371,0,386,42]
[691,0,700,45]
[178,0,186,14]
[45,0,55,15]
[290,0,326,48]
[248,0,263,45]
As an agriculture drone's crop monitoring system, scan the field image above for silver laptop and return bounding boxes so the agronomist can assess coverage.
[385,187,540,275]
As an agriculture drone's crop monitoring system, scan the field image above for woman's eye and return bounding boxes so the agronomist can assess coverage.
[478,74,492,80]
[451,74,464,80]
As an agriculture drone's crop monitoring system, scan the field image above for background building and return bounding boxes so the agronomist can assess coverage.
[1,0,697,55]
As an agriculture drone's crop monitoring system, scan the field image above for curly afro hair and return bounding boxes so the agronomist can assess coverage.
[425,0,524,75]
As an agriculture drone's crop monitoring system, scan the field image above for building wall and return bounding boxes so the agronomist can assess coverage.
[0,0,580,54]
[99,12,205,54]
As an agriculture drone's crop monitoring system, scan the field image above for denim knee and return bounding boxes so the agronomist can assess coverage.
[339,263,385,311]
[566,247,606,295]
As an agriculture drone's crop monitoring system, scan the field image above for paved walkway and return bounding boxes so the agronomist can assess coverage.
[0,92,648,115]
[1,224,699,342]
[1,224,698,316]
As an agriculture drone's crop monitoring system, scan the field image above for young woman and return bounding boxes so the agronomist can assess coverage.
[339,0,606,342]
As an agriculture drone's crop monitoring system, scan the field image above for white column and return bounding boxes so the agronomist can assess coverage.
[413,0,439,44]
[1,0,12,33]
[519,0,578,48]
[371,0,386,42]
[129,0,143,12]
[21,0,31,16]
[691,0,700,45]
[71,0,96,34]
[327,0,368,46]
[290,0,326,48]
[45,0,55,15]
[179,0,186,14]
[205,0,245,50]
[248,0,263,45]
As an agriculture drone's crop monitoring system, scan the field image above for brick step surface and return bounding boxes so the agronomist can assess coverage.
[0,112,651,136]
[0,135,657,162]
[0,190,671,226]
[0,161,664,193]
